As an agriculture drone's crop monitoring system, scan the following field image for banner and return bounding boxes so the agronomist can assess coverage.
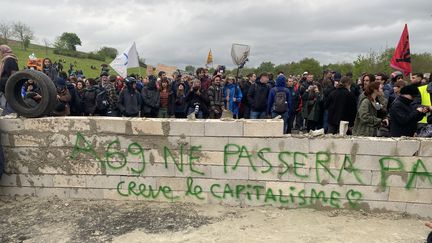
[110,42,140,78]
[390,24,412,76]
[206,49,213,65]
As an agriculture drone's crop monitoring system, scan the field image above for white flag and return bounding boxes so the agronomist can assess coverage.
[110,42,140,78]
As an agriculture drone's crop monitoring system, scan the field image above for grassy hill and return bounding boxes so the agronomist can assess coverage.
[4,40,146,78]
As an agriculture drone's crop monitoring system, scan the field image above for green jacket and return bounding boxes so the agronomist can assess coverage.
[353,98,382,136]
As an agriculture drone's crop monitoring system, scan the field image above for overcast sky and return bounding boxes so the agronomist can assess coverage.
[1,0,431,69]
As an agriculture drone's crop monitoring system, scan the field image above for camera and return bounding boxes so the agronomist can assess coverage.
[194,103,200,113]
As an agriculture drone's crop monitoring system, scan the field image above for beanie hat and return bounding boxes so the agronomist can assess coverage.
[55,77,66,89]
[400,85,420,96]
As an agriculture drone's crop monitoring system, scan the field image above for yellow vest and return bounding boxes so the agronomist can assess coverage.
[418,85,431,124]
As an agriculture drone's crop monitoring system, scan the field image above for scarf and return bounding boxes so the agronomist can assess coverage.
[0,45,18,80]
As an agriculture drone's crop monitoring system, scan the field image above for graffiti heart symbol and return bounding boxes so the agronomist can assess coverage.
[346,189,363,207]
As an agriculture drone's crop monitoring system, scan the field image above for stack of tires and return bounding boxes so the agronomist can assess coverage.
[5,69,57,118]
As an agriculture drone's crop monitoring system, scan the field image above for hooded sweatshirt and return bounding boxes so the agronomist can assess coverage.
[267,76,293,115]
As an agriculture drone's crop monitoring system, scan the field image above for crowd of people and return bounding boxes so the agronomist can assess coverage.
[1,44,432,137]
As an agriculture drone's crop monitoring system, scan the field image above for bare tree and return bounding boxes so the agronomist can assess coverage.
[12,21,34,50]
[43,38,50,55]
[0,21,11,44]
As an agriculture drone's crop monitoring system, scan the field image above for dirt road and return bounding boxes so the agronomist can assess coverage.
[0,196,429,243]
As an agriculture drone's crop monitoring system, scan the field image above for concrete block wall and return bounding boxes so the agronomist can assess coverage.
[0,117,431,218]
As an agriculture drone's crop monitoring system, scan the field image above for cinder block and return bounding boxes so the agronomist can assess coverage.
[0,186,35,196]
[389,187,432,203]
[196,151,225,166]
[347,185,390,201]
[266,181,306,193]
[269,137,309,153]
[19,174,54,187]
[172,191,209,204]
[53,175,86,187]
[13,134,48,147]
[156,177,187,191]
[351,137,398,156]
[142,162,177,177]
[227,137,271,152]
[416,176,432,189]
[364,200,407,213]
[190,137,229,151]
[205,120,243,137]
[35,187,69,198]
[349,155,385,171]
[130,118,165,135]
[0,174,17,186]
[0,118,24,132]
[187,178,228,192]
[94,117,127,134]
[24,117,91,132]
[103,189,134,201]
[1,133,10,146]
[47,134,75,147]
[419,139,432,156]
[175,164,211,178]
[396,139,421,156]
[79,162,103,175]
[84,175,123,189]
[243,120,284,137]
[212,165,248,180]
[371,171,411,188]
[69,188,104,199]
[169,119,205,136]
[405,203,432,218]
[309,137,353,154]
[304,183,347,199]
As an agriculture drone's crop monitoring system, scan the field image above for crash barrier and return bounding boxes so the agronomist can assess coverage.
[0,117,431,217]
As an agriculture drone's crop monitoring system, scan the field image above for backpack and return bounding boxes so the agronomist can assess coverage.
[96,88,109,112]
[273,88,288,113]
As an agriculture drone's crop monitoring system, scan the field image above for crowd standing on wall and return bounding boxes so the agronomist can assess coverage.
[1,44,432,137]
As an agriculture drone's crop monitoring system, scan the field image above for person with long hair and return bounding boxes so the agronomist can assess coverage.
[158,77,171,118]
[42,58,58,81]
[353,82,389,136]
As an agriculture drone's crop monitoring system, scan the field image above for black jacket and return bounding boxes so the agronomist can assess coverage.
[141,80,160,115]
[186,88,209,114]
[325,87,357,127]
[118,87,142,116]
[247,81,270,112]
[240,80,253,107]
[390,96,424,137]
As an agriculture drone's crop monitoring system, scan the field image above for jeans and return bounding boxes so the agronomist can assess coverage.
[323,110,329,133]
[272,111,289,134]
[250,110,267,119]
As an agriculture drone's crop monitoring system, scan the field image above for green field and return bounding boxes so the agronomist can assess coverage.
[5,41,146,78]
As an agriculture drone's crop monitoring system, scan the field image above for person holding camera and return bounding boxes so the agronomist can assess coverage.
[186,79,209,118]
[389,85,428,137]
[301,82,323,131]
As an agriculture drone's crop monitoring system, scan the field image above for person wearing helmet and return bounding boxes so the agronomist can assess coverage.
[118,77,141,117]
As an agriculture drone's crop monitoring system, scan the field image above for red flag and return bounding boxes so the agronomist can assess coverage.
[390,24,412,76]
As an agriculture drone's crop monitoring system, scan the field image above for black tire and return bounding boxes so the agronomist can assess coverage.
[5,70,57,118]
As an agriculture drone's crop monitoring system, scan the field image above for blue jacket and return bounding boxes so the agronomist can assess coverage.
[267,76,293,115]
[223,83,242,116]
